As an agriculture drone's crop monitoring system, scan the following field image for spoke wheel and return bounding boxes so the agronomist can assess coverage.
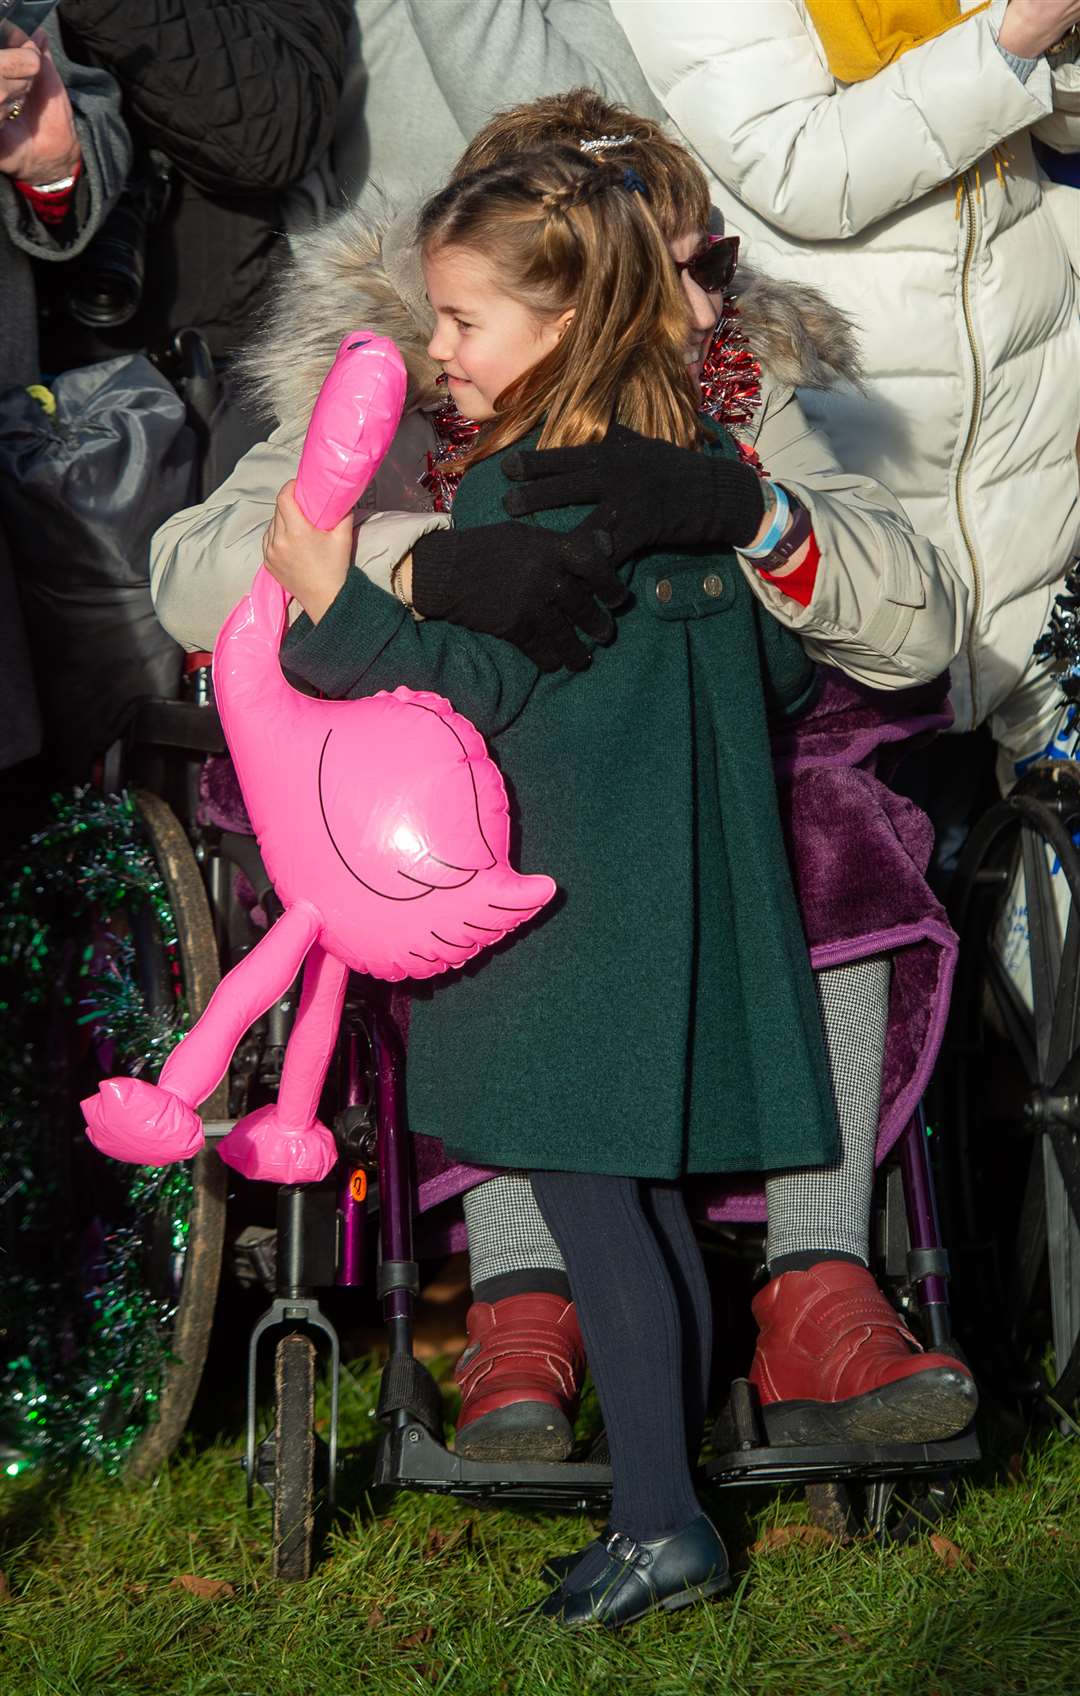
[271,1332,318,1582]
[0,789,225,1476]
[940,764,1080,1414]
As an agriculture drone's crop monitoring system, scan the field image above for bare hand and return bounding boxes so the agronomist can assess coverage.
[998,0,1080,58]
[0,33,80,185]
[262,480,354,624]
[0,32,38,120]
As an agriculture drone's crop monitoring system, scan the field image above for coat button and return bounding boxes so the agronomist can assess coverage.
[655,578,673,604]
[703,573,724,598]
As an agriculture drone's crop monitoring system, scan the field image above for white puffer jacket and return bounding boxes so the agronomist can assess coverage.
[613,0,1080,756]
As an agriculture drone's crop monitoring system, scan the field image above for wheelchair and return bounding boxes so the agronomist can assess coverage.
[6,658,982,1581]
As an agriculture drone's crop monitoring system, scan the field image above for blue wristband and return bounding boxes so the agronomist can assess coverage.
[737,482,790,560]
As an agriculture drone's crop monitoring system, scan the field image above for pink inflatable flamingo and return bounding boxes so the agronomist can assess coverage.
[81,333,556,1183]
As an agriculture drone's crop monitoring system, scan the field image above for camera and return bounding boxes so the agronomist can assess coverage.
[65,151,172,329]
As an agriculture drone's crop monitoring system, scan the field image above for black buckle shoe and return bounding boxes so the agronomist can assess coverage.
[536,1514,730,1629]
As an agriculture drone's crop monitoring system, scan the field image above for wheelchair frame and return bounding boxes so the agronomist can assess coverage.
[104,675,982,1579]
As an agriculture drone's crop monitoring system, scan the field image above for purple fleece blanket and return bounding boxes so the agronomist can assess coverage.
[200,669,957,1241]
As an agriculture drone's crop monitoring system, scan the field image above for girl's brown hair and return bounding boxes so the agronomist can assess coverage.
[455,87,712,246]
[417,146,702,470]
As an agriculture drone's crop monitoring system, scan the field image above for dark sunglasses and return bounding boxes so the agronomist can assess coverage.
[673,234,740,295]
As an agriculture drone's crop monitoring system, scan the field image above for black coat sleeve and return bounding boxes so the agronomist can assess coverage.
[58,0,351,194]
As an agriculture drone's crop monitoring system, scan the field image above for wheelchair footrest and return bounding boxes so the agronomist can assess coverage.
[709,1378,981,1484]
[376,1352,444,1437]
[370,1414,978,1508]
[372,1420,614,1509]
[705,1422,981,1487]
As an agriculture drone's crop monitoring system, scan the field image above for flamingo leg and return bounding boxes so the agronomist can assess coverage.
[82,902,322,1167]
[216,934,347,1184]
[160,900,322,1107]
[274,944,349,1130]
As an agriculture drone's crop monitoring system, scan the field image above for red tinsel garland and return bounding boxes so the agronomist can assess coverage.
[418,296,764,511]
[697,295,765,473]
[420,375,481,512]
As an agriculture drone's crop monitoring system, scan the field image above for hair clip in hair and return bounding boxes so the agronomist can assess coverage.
[622,168,649,197]
[579,133,636,154]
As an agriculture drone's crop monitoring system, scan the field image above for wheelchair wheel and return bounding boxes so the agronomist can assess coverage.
[271,1331,318,1582]
[805,1475,957,1545]
[940,763,1080,1414]
[0,788,225,1476]
[125,791,227,1478]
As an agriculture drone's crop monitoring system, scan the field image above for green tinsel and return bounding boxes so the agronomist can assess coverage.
[0,790,197,1476]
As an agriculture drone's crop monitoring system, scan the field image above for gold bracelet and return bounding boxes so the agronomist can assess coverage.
[390,557,414,611]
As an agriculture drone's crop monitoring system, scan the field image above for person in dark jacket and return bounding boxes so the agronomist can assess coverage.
[0,15,129,796]
[0,14,129,384]
[20,0,343,451]
[55,0,351,356]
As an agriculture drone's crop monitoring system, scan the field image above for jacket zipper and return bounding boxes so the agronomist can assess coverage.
[954,173,984,727]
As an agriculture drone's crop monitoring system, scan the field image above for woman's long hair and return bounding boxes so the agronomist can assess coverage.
[417,147,703,470]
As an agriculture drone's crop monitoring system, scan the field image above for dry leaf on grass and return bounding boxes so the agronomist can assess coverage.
[929,1536,974,1572]
[424,1519,473,1560]
[0,1570,10,1602]
[751,1525,836,1555]
[367,1604,387,1628]
[170,1574,236,1600]
[398,1625,435,1650]
[830,1624,865,1651]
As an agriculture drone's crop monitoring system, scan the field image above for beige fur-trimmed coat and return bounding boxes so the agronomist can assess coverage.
[150,205,967,689]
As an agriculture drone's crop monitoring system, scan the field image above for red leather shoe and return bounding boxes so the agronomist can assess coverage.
[749,1261,977,1444]
[453,1292,584,1461]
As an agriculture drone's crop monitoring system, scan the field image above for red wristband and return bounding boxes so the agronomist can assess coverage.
[761,531,820,607]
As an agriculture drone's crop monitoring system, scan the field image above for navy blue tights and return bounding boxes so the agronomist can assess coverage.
[529,1170,712,1543]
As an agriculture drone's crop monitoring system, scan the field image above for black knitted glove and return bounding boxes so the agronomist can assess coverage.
[502,423,766,553]
[410,514,628,673]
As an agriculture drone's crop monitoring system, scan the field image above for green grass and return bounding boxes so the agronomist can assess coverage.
[1,1359,1078,1696]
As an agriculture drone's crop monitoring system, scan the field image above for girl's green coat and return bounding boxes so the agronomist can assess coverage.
[284,427,838,1179]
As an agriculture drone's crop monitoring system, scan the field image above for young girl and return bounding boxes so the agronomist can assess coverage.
[266,145,839,1627]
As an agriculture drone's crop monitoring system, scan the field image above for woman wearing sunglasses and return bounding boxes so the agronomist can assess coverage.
[152,91,972,1471]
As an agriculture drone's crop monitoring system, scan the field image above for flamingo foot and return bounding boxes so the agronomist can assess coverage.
[82,1076,204,1165]
[217,1103,338,1184]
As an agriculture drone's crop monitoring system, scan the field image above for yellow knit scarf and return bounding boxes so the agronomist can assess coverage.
[805,0,989,82]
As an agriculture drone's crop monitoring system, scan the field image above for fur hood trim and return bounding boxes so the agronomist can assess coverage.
[242,204,860,442]
[734,269,860,393]
[239,207,441,445]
